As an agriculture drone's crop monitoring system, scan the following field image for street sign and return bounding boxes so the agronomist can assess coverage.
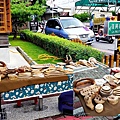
[29,21,38,32]
[108,21,120,36]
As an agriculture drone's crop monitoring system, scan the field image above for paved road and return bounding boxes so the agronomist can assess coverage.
[91,40,116,55]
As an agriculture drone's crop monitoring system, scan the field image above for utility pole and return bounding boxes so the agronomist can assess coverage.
[115,0,118,13]
[107,0,109,12]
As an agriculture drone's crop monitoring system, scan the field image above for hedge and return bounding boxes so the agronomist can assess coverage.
[20,29,104,62]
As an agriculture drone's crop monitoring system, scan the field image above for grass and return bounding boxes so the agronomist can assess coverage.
[9,36,63,64]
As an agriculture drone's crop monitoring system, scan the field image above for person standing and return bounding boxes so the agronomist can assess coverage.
[89,14,94,31]
[89,18,94,30]
[104,16,110,35]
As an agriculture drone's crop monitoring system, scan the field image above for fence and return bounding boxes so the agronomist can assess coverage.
[102,54,120,68]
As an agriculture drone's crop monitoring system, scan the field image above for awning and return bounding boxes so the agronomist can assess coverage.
[75,0,108,7]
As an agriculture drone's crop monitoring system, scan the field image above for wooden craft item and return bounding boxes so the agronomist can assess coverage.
[107,95,119,105]
[103,74,119,84]
[0,61,8,79]
[95,104,104,113]
[94,94,105,104]
[73,78,96,94]
[80,84,101,96]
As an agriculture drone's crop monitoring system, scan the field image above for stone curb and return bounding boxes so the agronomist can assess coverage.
[16,46,37,65]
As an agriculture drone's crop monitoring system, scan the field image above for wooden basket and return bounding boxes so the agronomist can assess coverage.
[73,78,95,94]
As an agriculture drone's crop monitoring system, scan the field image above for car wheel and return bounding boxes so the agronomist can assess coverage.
[109,39,114,44]
[96,38,99,42]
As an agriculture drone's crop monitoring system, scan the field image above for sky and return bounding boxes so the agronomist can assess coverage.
[46,0,79,7]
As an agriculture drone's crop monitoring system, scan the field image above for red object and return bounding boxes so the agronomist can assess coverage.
[58,116,93,120]
[58,116,80,120]
[104,34,107,36]
[110,68,120,74]
[16,97,38,107]
[111,16,115,20]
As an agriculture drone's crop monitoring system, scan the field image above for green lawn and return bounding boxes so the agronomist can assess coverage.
[9,36,63,64]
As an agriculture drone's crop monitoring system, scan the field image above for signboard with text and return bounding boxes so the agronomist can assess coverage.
[108,21,120,36]
[93,17,106,25]
[29,21,38,32]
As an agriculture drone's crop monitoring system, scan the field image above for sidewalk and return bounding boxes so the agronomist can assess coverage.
[2,96,62,120]
[2,46,31,68]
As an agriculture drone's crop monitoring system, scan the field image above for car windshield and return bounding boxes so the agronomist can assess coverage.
[60,18,84,29]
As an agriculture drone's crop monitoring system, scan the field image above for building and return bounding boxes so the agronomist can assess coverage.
[0,0,12,33]
[0,0,12,63]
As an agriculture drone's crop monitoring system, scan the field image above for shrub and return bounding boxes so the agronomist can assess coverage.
[20,29,104,62]
[112,11,117,16]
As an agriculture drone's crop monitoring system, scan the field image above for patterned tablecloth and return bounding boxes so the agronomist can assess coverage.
[2,74,73,101]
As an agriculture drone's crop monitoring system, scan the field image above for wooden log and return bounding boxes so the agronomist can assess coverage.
[109,55,114,68]
[116,54,119,67]
[105,55,109,66]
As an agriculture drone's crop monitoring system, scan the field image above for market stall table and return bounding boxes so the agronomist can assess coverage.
[77,93,120,116]
[73,75,120,116]
[0,74,69,118]
[0,75,68,93]
[72,64,120,116]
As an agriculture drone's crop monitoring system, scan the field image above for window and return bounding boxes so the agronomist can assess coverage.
[46,20,54,28]
[47,20,60,29]
[60,18,84,28]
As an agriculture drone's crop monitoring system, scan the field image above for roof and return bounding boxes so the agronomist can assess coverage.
[48,17,75,21]
[45,8,59,14]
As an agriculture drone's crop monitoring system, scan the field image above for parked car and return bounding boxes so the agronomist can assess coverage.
[44,17,95,45]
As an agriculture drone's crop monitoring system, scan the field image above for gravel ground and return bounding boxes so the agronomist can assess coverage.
[1,96,61,120]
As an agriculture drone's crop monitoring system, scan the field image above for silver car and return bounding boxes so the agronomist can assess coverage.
[45,17,95,45]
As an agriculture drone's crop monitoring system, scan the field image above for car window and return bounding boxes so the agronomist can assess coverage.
[60,18,84,29]
[46,20,60,29]
[54,20,61,29]
[46,20,54,28]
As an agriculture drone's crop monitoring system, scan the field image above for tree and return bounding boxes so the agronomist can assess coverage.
[11,0,46,39]
[73,12,90,22]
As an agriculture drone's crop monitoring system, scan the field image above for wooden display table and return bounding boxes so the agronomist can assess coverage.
[77,90,120,116]
[0,75,68,110]
[0,75,68,93]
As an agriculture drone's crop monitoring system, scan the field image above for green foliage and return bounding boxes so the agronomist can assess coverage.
[41,0,46,5]
[112,11,117,16]
[11,0,46,23]
[11,0,46,38]
[20,29,105,62]
[73,12,90,22]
